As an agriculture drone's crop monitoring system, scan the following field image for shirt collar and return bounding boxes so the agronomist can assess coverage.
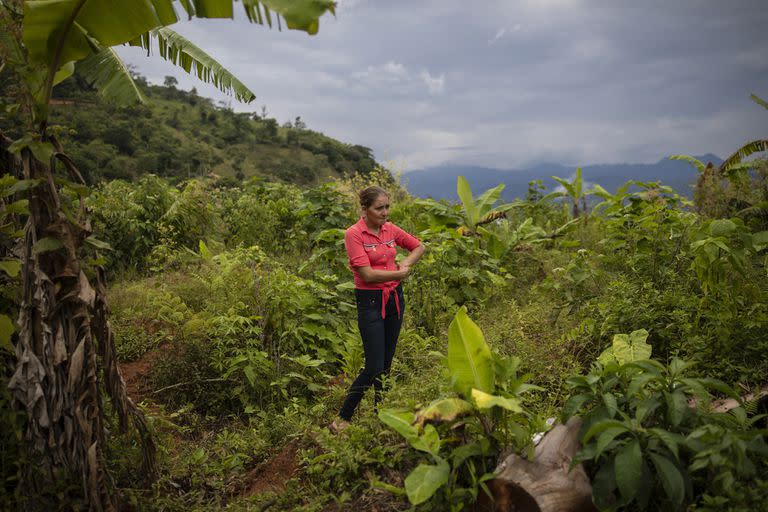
[357,216,390,236]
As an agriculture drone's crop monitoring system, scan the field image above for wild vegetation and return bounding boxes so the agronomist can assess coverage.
[5,151,768,509]
[1,1,767,510]
[48,76,376,184]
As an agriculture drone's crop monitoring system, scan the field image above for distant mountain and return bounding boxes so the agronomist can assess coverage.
[402,154,723,201]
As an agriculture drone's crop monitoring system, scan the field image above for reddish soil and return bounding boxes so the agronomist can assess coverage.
[243,438,300,496]
[119,346,168,403]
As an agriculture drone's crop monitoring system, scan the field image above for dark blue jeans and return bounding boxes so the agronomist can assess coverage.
[339,285,404,421]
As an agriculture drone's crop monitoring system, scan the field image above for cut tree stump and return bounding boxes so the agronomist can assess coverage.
[477,417,596,512]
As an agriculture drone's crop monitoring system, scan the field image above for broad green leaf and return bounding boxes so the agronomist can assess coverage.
[447,307,493,397]
[28,140,55,163]
[592,458,617,510]
[588,183,612,199]
[664,391,688,427]
[573,167,583,199]
[24,0,164,68]
[475,183,504,218]
[752,231,768,251]
[627,373,656,397]
[137,27,257,103]
[23,1,93,67]
[471,389,522,412]
[669,155,706,172]
[83,237,112,251]
[2,178,41,197]
[52,60,75,85]
[615,439,643,501]
[600,329,652,365]
[150,0,179,25]
[561,392,593,419]
[414,397,473,428]
[8,137,54,163]
[698,378,740,401]
[261,0,336,34]
[192,0,233,18]
[583,419,629,444]
[648,453,685,506]
[720,139,768,172]
[603,392,618,417]
[0,314,15,351]
[415,424,441,457]
[32,237,63,255]
[751,93,768,111]
[451,439,490,468]
[457,176,478,227]
[596,426,628,459]
[708,219,736,237]
[552,176,575,198]
[378,409,419,444]
[648,429,681,460]
[404,459,450,505]
[635,397,661,424]
[77,46,146,105]
[0,260,22,277]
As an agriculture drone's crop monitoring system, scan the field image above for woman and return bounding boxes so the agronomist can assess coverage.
[331,186,425,432]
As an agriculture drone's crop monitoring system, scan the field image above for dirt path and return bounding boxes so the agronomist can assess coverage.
[119,346,168,403]
[242,438,300,496]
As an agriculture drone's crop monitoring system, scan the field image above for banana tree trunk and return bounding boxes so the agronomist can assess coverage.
[2,135,156,510]
[478,417,596,512]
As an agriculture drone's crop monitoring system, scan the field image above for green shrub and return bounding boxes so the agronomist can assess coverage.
[564,336,768,511]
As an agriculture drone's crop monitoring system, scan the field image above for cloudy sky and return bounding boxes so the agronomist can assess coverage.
[117,0,768,172]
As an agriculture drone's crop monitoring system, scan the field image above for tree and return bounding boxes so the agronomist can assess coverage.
[0,0,335,509]
[163,75,179,88]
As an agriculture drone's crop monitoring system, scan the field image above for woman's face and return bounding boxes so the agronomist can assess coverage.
[363,194,390,228]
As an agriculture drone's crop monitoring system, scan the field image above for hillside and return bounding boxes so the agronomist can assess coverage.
[49,75,377,185]
[403,154,724,200]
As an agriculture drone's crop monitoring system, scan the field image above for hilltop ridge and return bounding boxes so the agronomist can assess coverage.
[50,75,377,185]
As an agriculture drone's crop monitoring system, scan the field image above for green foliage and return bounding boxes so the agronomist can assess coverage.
[447,307,494,397]
[51,77,373,184]
[0,175,28,508]
[597,329,652,366]
[380,308,540,509]
[564,352,767,511]
[455,175,516,233]
[84,168,768,510]
[408,229,507,334]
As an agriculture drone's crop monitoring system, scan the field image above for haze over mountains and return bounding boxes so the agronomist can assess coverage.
[402,155,723,201]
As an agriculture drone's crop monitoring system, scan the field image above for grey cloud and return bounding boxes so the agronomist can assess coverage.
[119,0,768,171]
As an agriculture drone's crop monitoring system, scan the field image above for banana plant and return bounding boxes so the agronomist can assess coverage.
[543,167,604,219]
[673,94,767,179]
[1,0,335,508]
[20,0,335,115]
[379,307,541,508]
[456,175,519,235]
[719,94,767,173]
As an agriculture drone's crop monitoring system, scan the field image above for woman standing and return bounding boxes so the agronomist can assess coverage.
[332,186,425,432]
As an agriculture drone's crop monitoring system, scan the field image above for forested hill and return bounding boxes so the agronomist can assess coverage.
[49,76,377,185]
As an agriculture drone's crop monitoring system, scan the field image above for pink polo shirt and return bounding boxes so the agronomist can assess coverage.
[344,217,421,317]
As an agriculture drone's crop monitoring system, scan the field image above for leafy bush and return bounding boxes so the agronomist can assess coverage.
[564,332,768,511]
